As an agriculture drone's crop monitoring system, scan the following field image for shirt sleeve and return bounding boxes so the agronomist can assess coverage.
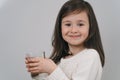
[32,73,48,80]
[31,66,69,80]
[46,66,69,80]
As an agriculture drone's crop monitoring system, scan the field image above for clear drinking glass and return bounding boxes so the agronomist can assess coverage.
[25,51,46,59]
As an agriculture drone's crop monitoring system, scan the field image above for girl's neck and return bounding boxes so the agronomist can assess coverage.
[69,45,85,55]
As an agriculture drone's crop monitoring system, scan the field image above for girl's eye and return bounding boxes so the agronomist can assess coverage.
[78,23,84,26]
[65,23,71,26]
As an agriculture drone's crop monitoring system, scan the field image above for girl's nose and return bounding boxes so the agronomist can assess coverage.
[71,25,78,33]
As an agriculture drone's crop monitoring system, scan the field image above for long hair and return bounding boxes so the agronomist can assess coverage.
[50,0,105,67]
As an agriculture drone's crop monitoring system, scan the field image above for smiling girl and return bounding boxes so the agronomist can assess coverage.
[25,0,105,80]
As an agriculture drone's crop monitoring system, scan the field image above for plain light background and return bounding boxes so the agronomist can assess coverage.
[0,0,120,80]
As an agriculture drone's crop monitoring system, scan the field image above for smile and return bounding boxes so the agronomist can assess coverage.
[69,35,81,38]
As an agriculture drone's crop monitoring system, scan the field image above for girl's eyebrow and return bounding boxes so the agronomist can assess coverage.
[62,20,86,23]
[77,20,87,23]
[62,20,71,23]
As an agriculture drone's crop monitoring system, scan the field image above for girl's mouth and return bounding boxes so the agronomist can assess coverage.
[69,35,81,39]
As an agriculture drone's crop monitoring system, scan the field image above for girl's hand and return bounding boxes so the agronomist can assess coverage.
[25,57,57,75]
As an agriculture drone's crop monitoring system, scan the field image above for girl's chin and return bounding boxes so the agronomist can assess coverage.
[68,43,83,47]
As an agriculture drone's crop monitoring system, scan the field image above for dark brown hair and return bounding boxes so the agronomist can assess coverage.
[50,0,105,67]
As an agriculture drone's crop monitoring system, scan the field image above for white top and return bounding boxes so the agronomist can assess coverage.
[32,49,103,80]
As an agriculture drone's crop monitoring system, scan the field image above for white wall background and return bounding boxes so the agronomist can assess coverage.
[0,0,120,80]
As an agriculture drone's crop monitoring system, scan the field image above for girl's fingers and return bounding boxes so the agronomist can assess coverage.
[28,67,38,72]
[28,67,40,74]
[26,62,39,68]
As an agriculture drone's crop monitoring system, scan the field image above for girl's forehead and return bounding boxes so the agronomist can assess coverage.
[62,9,87,18]
[62,11,88,22]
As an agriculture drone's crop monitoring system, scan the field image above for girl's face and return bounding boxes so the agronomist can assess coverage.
[61,11,89,48]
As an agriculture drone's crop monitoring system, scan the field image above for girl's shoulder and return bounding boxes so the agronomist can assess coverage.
[80,48,101,63]
[84,48,99,58]
[85,48,97,52]
[61,48,99,62]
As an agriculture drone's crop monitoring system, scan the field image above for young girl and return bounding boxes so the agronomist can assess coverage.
[25,0,105,80]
